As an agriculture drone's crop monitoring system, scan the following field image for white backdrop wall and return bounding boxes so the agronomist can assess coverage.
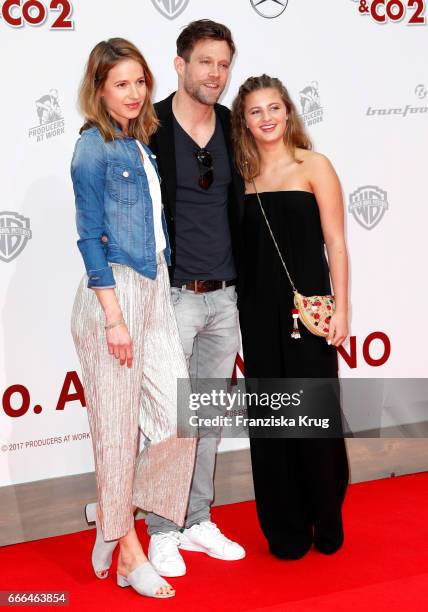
[1,0,427,487]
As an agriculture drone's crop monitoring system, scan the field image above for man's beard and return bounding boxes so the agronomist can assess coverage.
[183,77,223,106]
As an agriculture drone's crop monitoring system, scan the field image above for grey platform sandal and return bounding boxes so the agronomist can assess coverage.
[117,562,175,598]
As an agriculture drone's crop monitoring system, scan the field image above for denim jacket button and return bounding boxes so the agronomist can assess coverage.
[122,171,129,178]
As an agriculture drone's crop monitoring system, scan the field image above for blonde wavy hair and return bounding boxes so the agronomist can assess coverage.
[231,74,312,182]
[78,38,159,142]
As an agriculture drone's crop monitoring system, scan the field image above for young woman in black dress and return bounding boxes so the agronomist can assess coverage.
[231,75,349,560]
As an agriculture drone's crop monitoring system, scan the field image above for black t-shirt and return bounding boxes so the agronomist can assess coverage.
[173,116,236,281]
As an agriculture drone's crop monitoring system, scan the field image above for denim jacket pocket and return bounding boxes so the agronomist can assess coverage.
[107,163,138,205]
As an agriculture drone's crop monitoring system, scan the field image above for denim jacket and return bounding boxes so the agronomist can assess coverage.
[71,126,171,289]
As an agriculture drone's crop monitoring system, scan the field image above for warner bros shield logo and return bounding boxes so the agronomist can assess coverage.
[151,0,190,19]
[348,186,389,230]
[0,212,32,262]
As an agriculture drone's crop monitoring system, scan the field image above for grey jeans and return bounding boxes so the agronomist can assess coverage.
[145,284,240,535]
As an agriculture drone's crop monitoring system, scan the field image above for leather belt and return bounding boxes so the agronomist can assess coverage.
[171,279,236,293]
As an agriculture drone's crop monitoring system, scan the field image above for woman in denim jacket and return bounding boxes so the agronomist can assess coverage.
[70,38,195,599]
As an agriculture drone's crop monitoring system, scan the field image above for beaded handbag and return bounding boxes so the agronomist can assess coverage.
[252,179,335,339]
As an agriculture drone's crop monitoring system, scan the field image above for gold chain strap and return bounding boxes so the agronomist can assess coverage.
[251,178,298,294]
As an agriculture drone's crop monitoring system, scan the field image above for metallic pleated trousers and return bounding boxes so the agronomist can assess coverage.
[71,254,196,541]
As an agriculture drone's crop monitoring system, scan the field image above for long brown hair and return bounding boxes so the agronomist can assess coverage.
[78,38,159,142]
[231,74,312,182]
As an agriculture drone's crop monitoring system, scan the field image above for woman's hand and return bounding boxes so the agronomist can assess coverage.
[327,310,348,347]
[92,288,133,368]
[106,323,133,368]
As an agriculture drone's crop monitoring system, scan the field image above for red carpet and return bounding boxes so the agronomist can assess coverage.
[2,472,428,611]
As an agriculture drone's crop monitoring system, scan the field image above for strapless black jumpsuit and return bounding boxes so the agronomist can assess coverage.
[239,191,349,559]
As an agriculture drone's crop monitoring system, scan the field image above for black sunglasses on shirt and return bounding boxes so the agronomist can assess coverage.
[195,148,214,190]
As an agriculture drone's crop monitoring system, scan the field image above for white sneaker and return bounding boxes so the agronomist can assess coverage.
[179,521,246,561]
[148,531,187,577]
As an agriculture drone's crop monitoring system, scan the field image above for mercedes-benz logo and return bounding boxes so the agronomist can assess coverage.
[250,0,288,19]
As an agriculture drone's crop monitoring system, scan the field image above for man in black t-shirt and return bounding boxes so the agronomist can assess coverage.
[146,20,245,577]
